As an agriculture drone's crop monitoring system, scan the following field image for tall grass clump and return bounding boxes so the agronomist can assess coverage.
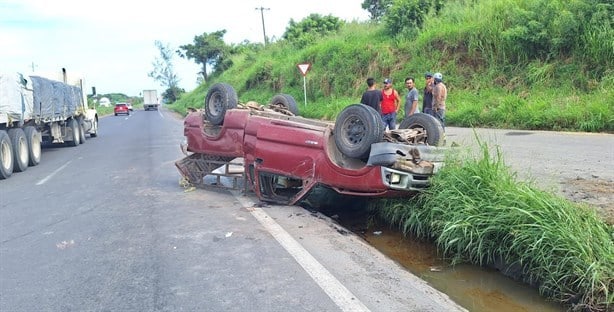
[377,140,614,311]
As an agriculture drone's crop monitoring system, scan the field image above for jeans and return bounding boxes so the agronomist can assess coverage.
[381,112,397,130]
[434,108,446,130]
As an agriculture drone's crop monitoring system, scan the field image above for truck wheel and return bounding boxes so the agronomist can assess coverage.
[78,118,86,144]
[204,83,238,125]
[24,126,41,166]
[8,128,28,173]
[398,113,444,146]
[0,130,14,179]
[270,94,299,116]
[67,118,80,147]
[334,104,385,159]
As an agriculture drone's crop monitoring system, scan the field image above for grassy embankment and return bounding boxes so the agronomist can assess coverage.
[170,1,612,132]
[169,1,613,310]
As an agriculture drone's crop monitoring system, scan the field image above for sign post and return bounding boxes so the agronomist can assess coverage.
[297,63,311,107]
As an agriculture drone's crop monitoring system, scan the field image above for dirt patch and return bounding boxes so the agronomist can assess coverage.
[560,177,614,225]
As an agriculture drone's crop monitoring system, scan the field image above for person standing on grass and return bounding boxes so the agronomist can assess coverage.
[432,72,447,130]
[380,78,401,130]
[404,77,419,117]
[360,77,383,113]
[422,72,434,116]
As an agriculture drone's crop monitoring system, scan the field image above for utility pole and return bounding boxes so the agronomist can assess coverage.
[255,6,270,45]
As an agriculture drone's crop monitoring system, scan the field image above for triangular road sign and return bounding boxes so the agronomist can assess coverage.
[297,63,311,76]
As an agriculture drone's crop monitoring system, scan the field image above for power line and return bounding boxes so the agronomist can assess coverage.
[255,6,270,45]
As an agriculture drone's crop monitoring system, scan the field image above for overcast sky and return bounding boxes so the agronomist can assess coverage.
[0,0,369,96]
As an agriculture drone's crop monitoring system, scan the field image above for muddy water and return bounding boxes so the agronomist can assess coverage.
[324,206,566,312]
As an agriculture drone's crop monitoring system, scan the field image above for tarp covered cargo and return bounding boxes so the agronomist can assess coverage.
[0,72,34,125]
[30,75,84,122]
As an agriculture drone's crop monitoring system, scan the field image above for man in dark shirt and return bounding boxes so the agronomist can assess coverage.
[360,77,383,113]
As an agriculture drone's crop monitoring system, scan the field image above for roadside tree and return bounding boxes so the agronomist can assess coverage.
[282,14,344,46]
[149,40,183,103]
[177,30,230,83]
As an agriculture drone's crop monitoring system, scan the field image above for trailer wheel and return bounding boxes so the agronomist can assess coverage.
[269,94,299,116]
[8,128,28,173]
[204,83,238,125]
[333,104,385,159]
[0,130,14,179]
[398,113,444,146]
[24,126,41,166]
[67,118,80,147]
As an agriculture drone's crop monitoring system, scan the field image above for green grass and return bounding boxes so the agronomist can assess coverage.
[169,7,613,132]
[374,140,614,311]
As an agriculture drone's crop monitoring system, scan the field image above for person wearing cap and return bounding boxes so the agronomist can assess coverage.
[404,77,419,117]
[380,78,401,130]
[432,72,447,129]
[360,77,383,113]
[422,72,434,116]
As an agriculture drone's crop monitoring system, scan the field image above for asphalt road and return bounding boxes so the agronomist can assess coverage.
[0,109,465,312]
[444,126,614,222]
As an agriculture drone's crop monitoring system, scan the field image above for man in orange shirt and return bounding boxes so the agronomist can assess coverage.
[380,78,401,130]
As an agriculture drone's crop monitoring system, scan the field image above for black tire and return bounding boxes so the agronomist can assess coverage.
[204,83,238,125]
[270,94,299,116]
[8,128,28,173]
[334,104,385,159]
[398,113,444,146]
[78,118,86,144]
[24,126,41,166]
[0,130,14,179]
[67,118,80,147]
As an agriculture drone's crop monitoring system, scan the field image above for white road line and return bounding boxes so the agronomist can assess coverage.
[36,160,72,185]
[232,192,371,312]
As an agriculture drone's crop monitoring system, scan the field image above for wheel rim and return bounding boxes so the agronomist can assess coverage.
[1,139,11,170]
[343,116,366,145]
[32,132,41,161]
[209,93,223,117]
[18,137,28,164]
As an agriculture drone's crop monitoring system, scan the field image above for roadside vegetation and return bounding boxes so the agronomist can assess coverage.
[157,0,613,311]
[167,0,613,133]
[373,141,613,311]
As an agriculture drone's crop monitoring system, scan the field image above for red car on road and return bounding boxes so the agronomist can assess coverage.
[176,83,445,206]
[114,103,130,116]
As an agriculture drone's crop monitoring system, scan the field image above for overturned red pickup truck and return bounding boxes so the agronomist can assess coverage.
[176,83,445,206]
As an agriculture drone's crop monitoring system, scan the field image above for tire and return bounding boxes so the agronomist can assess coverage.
[67,118,80,147]
[334,104,385,159]
[398,113,444,146]
[78,118,86,144]
[204,83,238,125]
[8,128,28,173]
[89,118,98,138]
[270,94,299,115]
[0,130,14,179]
[24,126,41,166]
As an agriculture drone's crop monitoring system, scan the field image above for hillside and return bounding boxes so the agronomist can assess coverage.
[171,0,613,133]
